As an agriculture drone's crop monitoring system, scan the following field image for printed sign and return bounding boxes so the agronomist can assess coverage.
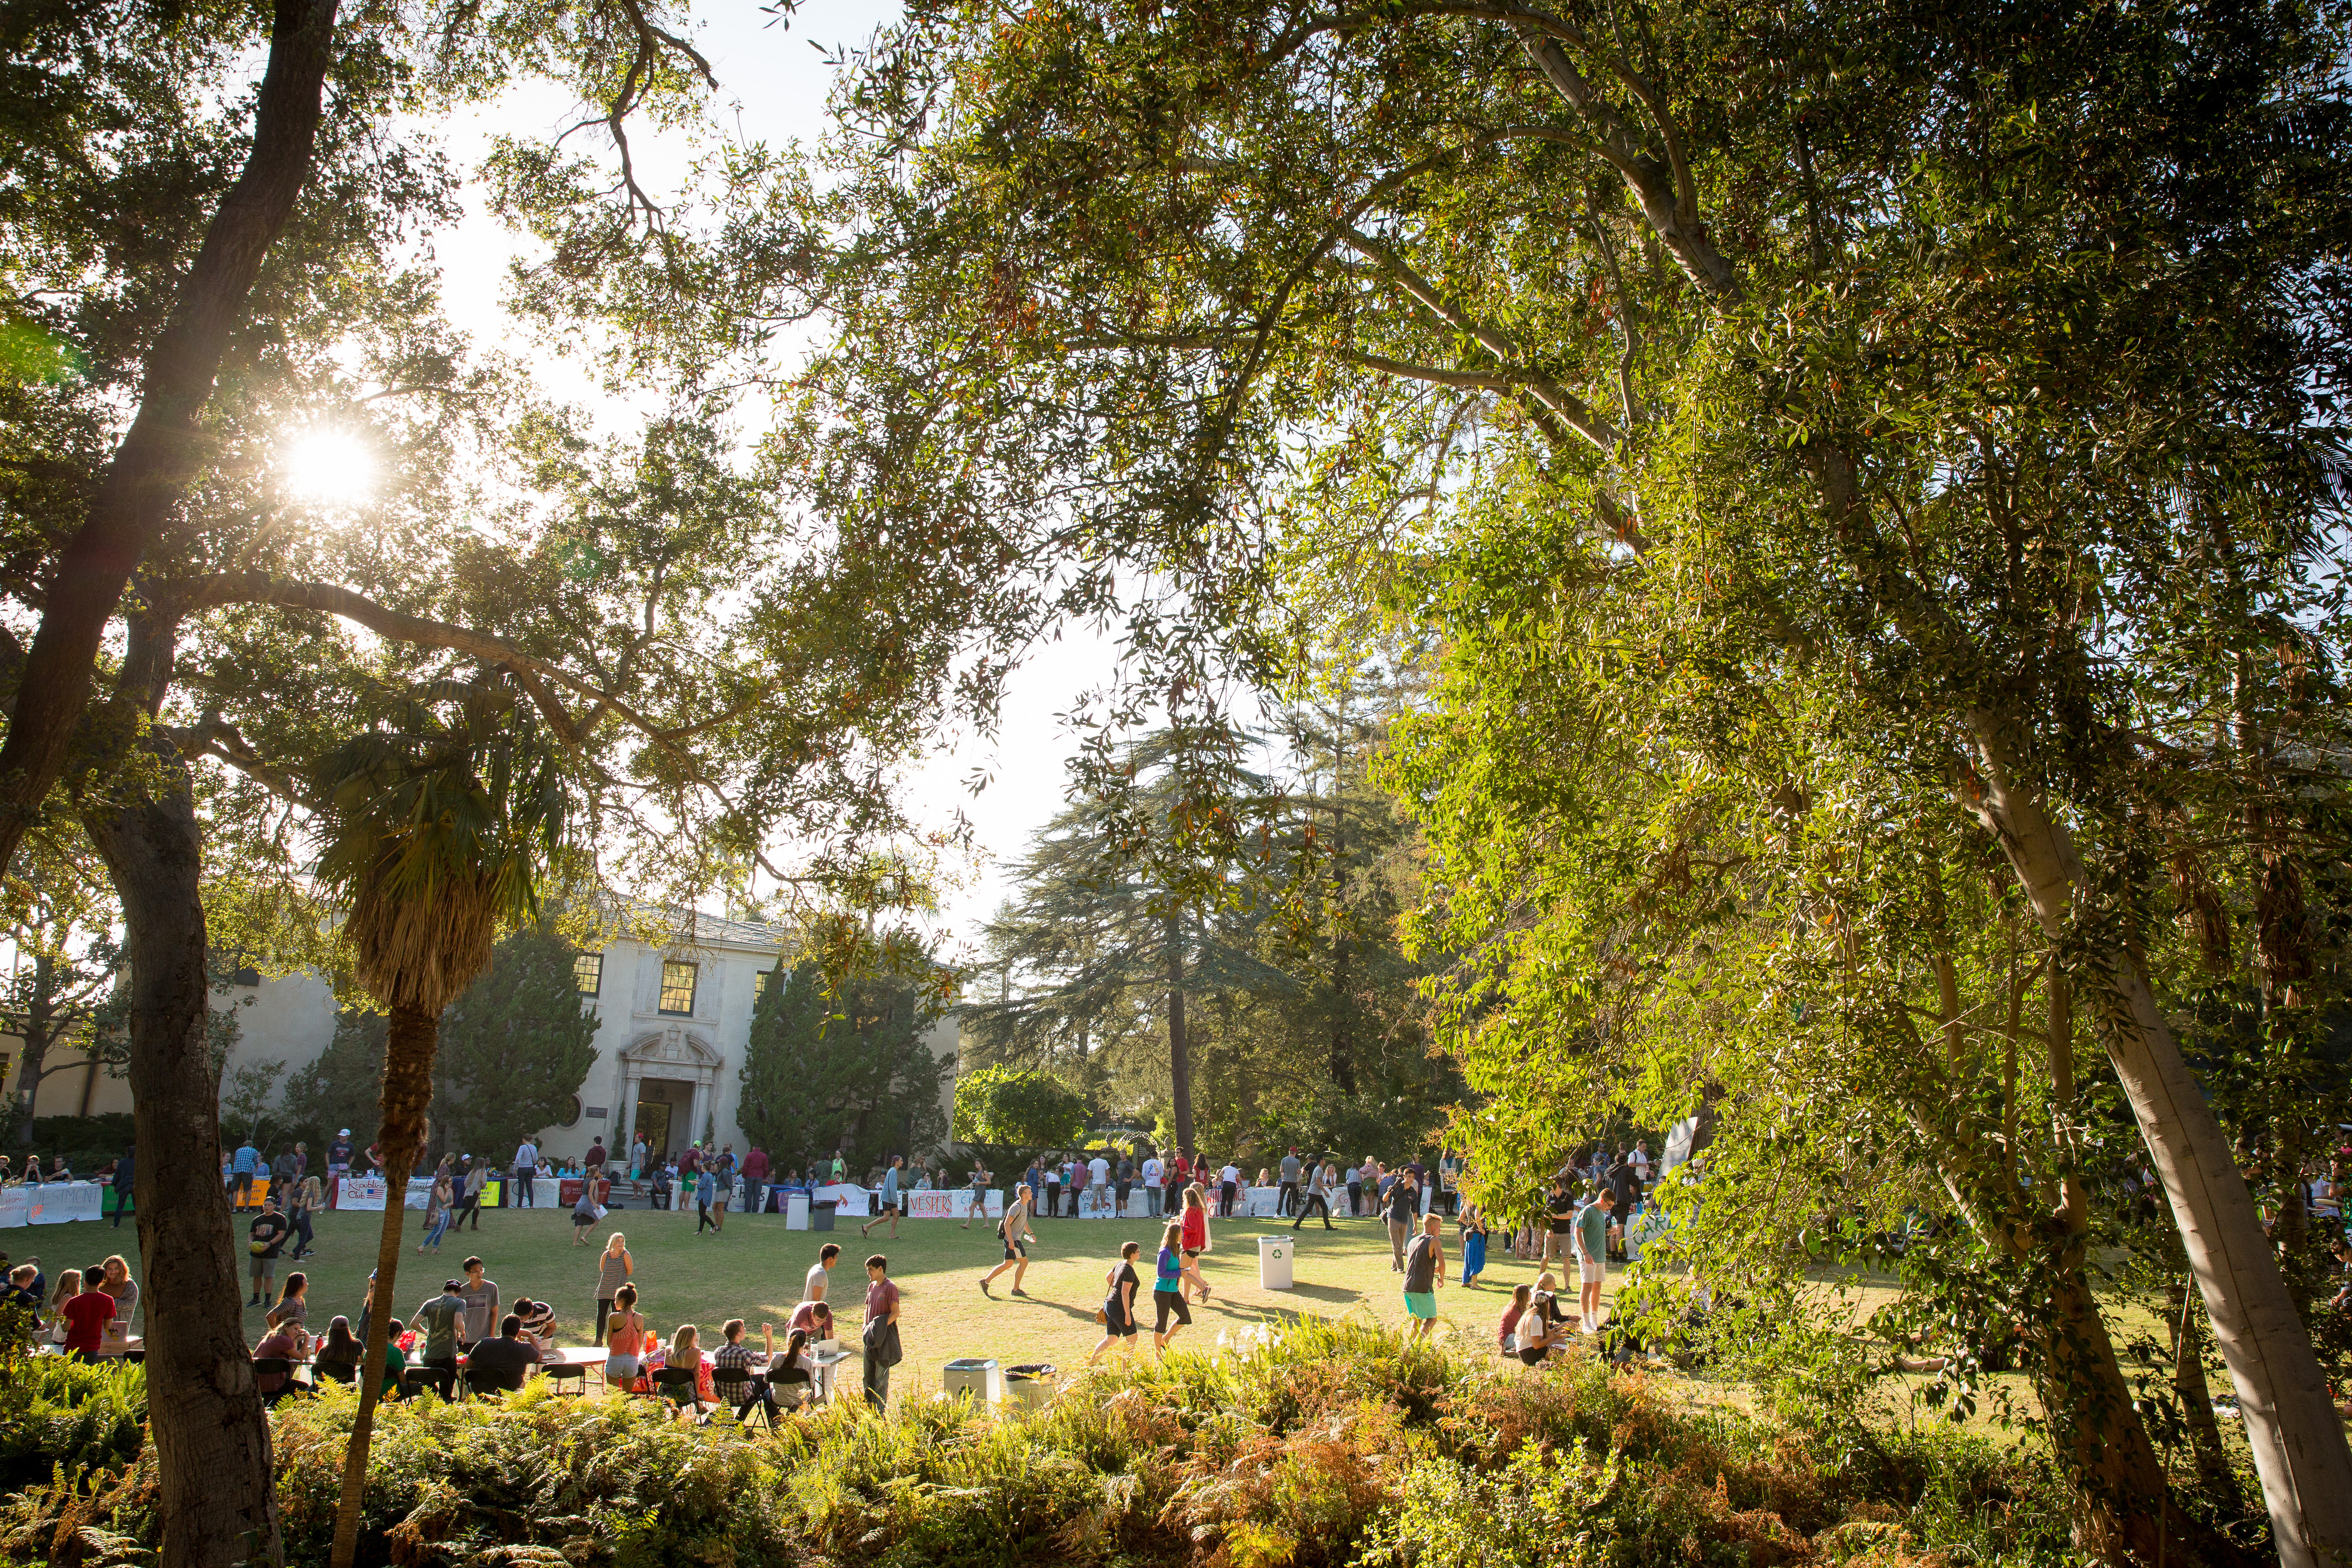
[338,1176,389,1211]
[29,1183,105,1225]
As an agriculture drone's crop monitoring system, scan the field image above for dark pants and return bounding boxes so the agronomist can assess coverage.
[1067,1186,1083,1217]
[1043,1183,1059,1218]
[863,1351,889,1409]
[697,1201,715,1232]
[1278,1180,1299,1216]
[1219,1181,1238,1217]
[1292,1194,1333,1229]
[455,1195,481,1229]
[111,1187,130,1227]
[292,1210,315,1254]
[513,1171,535,1207]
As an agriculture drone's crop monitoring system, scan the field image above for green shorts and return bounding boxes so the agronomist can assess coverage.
[1403,1290,1436,1320]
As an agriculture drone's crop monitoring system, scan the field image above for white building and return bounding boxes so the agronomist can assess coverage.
[16,909,960,1165]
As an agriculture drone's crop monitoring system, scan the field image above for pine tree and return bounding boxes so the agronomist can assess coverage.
[737,959,949,1173]
[281,1009,388,1154]
[432,927,600,1160]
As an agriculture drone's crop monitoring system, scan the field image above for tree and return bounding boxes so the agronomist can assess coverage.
[217,1057,285,1149]
[1,905,125,1143]
[432,925,599,1160]
[952,1065,1089,1166]
[737,959,950,1175]
[674,0,2352,1555]
[308,668,576,1568]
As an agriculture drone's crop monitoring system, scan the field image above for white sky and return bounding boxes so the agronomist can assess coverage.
[420,0,1128,958]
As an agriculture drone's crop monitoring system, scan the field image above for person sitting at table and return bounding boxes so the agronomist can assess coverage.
[713,1318,785,1413]
[3,1264,42,1324]
[61,1272,117,1361]
[513,1297,557,1351]
[252,1319,307,1396]
[99,1256,138,1326]
[313,1316,363,1383]
[463,1314,541,1392]
[265,1272,311,1348]
[662,1323,714,1412]
[45,1268,83,1347]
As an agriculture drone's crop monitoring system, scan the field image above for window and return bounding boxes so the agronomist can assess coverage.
[753,969,771,998]
[574,952,603,996]
[658,960,699,1016]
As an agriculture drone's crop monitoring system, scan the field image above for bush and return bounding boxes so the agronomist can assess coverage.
[0,1320,2080,1568]
[0,1352,145,1495]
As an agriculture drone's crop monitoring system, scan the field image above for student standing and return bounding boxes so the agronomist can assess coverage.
[860,1254,900,1410]
[1542,1180,1577,1275]
[979,1184,1035,1296]
[1385,1172,1419,1271]
[1042,1155,1062,1221]
[456,1158,489,1231]
[1151,1222,1192,1351]
[1217,1159,1240,1219]
[288,1171,321,1259]
[411,1278,468,1375]
[109,1148,134,1230]
[1087,1241,1143,1367]
[512,1138,540,1208]
[695,1165,719,1234]
[418,1170,453,1253]
[247,1196,291,1306]
[1348,1156,1370,1218]
[572,1180,602,1244]
[805,1241,840,1305]
[1575,1188,1615,1332]
[1142,1150,1165,1217]
[604,1283,645,1388]
[1277,1149,1302,1218]
[959,1161,991,1229]
[456,1257,500,1349]
[1402,1214,1446,1340]
[1458,1203,1489,1288]
[595,1232,633,1330]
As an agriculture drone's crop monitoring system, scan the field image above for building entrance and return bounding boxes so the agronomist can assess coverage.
[631,1077,696,1165]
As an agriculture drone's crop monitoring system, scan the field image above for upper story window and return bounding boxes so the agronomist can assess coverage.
[574,953,604,996]
[658,960,699,1016]
[754,969,771,999]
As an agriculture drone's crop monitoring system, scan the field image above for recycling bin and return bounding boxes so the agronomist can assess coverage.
[942,1357,1002,1405]
[1258,1234,1294,1290]
[1004,1363,1058,1414]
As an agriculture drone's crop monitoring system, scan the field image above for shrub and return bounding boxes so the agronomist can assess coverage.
[0,1349,144,1495]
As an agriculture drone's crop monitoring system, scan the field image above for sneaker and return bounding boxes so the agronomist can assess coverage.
[1010,1288,1028,1297]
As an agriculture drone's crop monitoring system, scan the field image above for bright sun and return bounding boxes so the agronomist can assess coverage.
[280,429,376,506]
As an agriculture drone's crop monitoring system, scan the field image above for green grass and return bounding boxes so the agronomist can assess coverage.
[107,1200,1590,1397]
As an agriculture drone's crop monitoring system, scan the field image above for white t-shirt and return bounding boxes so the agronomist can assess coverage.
[1219,1164,1240,1186]
[804,1262,830,1301]
[1088,1156,1110,1186]
[1143,1158,1164,1187]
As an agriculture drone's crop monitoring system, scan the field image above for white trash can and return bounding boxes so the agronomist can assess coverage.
[1258,1235,1294,1290]
[786,1193,810,1230]
[942,1357,1003,1405]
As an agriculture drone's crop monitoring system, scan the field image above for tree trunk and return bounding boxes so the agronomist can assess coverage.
[12,957,54,1145]
[1165,915,1193,1153]
[329,997,439,1568]
[81,751,279,1568]
[0,0,340,880]
[1960,710,2352,1567]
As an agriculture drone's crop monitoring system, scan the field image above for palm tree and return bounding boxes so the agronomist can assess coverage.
[312,670,573,1568]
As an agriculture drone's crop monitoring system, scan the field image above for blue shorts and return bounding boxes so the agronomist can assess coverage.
[1403,1291,1436,1320]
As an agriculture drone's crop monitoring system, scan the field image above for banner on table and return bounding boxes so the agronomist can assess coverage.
[1244,1186,1282,1218]
[29,1183,105,1225]
[0,1188,27,1228]
[810,1182,868,1217]
[339,1176,389,1211]
[906,1190,955,1219]
[404,1178,434,1209]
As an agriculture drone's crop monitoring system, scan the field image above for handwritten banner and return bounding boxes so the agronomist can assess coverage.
[27,1182,104,1225]
[0,1188,27,1229]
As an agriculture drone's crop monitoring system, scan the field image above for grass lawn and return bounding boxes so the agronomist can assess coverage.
[113,1199,1604,1400]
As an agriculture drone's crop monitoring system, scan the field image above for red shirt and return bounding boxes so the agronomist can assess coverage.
[62,1290,116,1354]
[1172,1156,1192,1186]
[864,1278,898,1325]
[1181,1205,1207,1250]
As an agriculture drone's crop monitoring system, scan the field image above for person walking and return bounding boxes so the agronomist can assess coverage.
[594,1232,633,1331]
[861,1156,904,1239]
[709,1156,731,1234]
[455,1157,488,1230]
[108,1147,133,1229]
[1403,1213,1446,1341]
[1575,1188,1615,1333]
[417,1169,453,1253]
[695,1164,719,1234]
[1087,1240,1144,1367]
[512,1137,540,1208]
[979,1183,1035,1296]
[1458,1202,1489,1289]
[959,1160,991,1229]
[572,1180,603,1243]
[860,1254,900,1411]
[1291,1160,1336,1231]
[1385,1169,1419,1270]
[1277,1148,1302,1218]
[289,1169,321,1259]
[246,1194,290,1306]
[1151,1221,1192,1351]
[1179,1184,1213,1303]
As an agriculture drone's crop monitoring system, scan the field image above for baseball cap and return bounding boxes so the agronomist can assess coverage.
[339,1129,350,1136]
[444,1278,464,1291]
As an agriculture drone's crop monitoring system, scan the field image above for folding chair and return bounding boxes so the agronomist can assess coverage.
[253,1358,296,1407]
[540,1363,586,1397]
[710,1367,771,1430]
[314,1361,356,1386]
[648,1365,703,1415]
[402,1364,457,1402]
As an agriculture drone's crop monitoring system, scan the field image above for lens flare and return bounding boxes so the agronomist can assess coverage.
[280,430,376,506]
